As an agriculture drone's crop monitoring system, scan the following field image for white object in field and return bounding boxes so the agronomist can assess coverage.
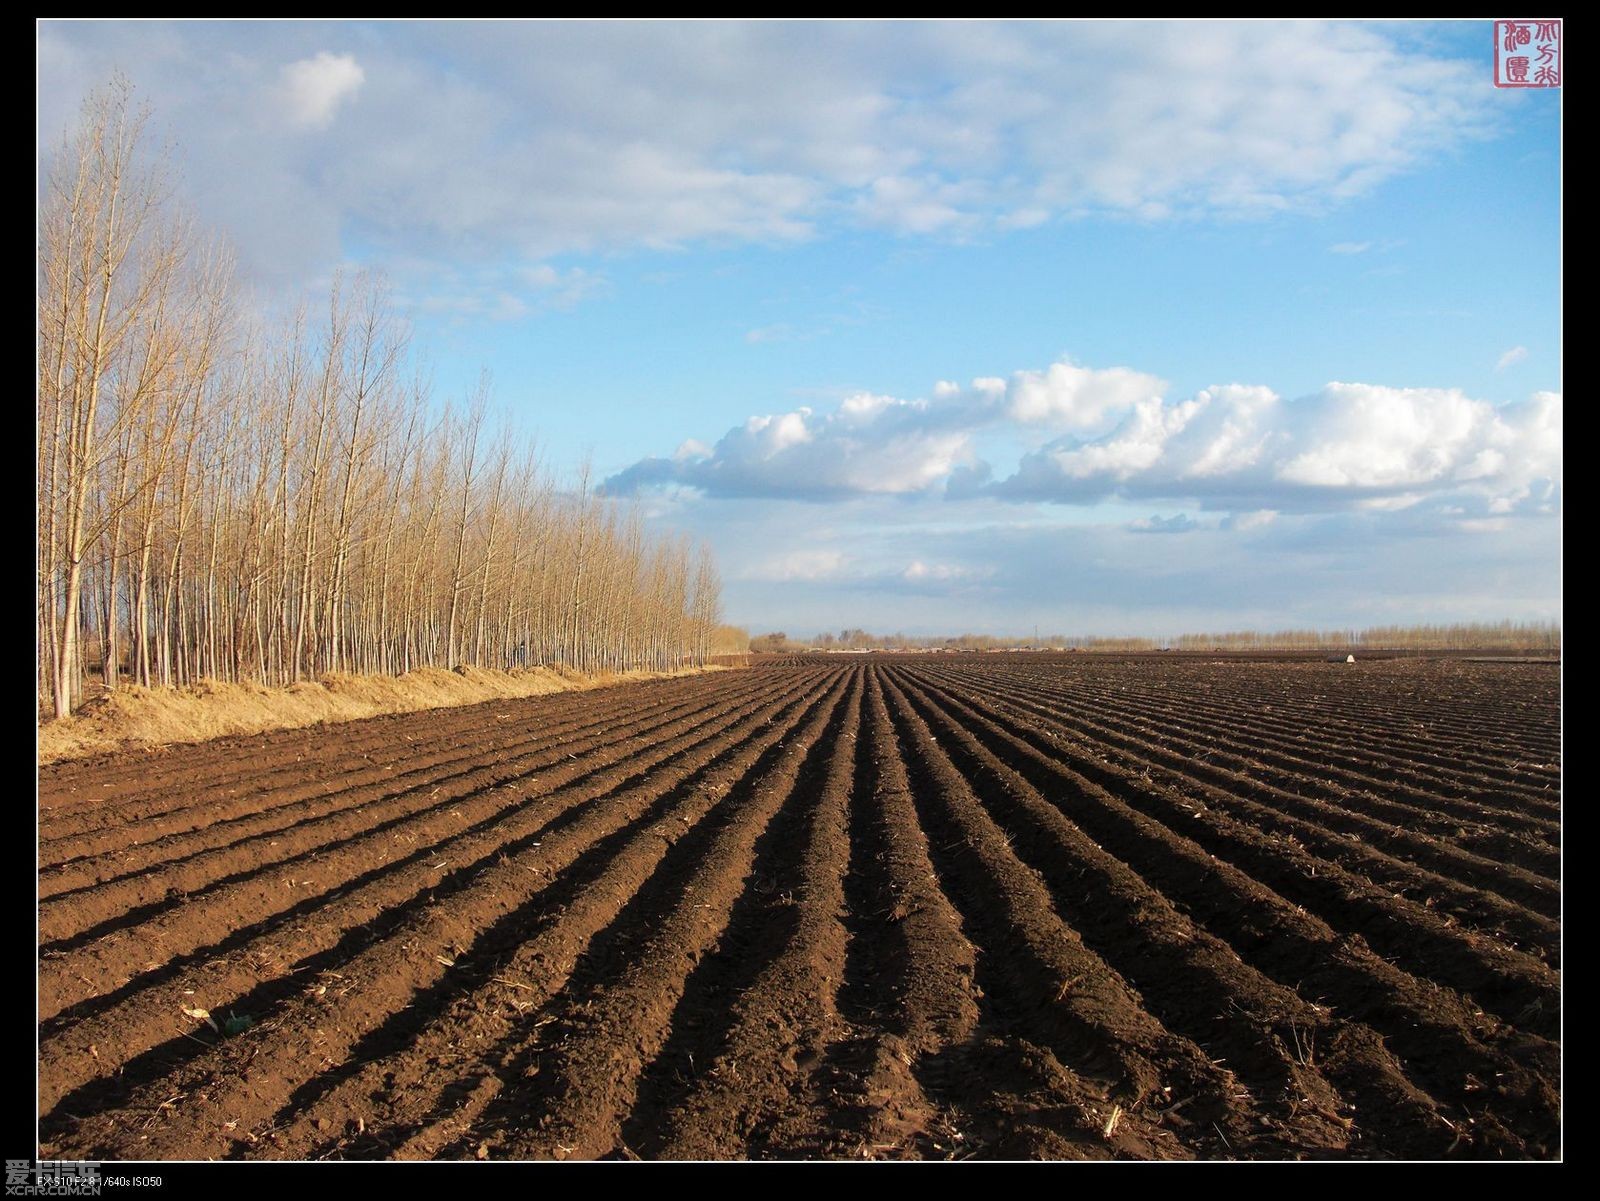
[1346,654,1356,663]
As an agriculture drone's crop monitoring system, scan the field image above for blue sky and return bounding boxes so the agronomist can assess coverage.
[38,19,1561,637]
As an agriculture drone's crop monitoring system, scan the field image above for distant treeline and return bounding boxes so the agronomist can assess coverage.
[1171,622,1560,652]
[751,630,1166,653]
[749,621,1560,654]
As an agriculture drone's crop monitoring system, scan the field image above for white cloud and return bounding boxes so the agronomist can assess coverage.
[604,358,1161,500]
[1171,385,1281,479]
[1357,494,1425,512]
[280,52,364,129]
[1006,361,1168,430]
[673,439,713,462]
[1043,396,1203,480]
[38,21,1498,284]
[853,175,983,236]
[1496,345,1529,370]
[1275,383,1482,488]
[1329,241,1372,255]
[608,356,1561,520]
[748,411,813,455]
[1009,380,1560,513]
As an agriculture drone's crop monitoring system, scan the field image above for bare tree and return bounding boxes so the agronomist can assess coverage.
[40,82,724,718]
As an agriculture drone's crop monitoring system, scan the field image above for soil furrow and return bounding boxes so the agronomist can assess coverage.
[908,669,1560,1030]
[952,664,1559,801]
[935,672,1560,911]
[40,675,756,863]
[41,671,845,1160]
[938,667,1560,856]
[454,671,854,1160]
[37,656,1560,1161]
[929,671,1561,951]
[888,668,1461,1159]
[621,668,867,1159]
[39,675,772,916]
[37,671,824,1124]
[901,671,1559,1156]
[875,671,1240,1158]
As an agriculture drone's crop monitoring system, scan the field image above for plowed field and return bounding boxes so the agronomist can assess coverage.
[37,657,1560,1160]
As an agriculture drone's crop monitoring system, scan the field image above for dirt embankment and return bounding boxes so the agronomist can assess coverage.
[37,664,729,766]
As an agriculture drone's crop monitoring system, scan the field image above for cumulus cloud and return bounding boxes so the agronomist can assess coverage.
[673,438,713,462]
[1275,383,1481,487]
[603,359,1162,501]
[1005,361,1168,429]
[280,52,364,129]
[606,394,977,500]
[1023,396,1205,484]
[1002,380,1560,512]
[606,356,1562,519]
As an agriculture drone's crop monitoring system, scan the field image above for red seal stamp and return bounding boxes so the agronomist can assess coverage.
[1495,19,1561,88]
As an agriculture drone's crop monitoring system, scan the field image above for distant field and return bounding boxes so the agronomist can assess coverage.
[38,656,1559,1160]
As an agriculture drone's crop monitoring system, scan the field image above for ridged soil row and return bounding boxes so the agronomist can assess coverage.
[932,670,1559,908]
[899,671,1559,1157]
[38,672,797,1022]
[937,666,1559,859]
[907,669,1560,1029]
[39,678,774,927]
[755,667,993,1159]
[39,673,751,860]
[41,670,845,1162]
[616,669,867,1159]
[885,668,1457,1159]
[874,670,1246,1159]
[38,671,826,1125]
[1170,665,1561,761]
[427,670,855,1160]
[991,665,1560,799]
[37,683,651,827]
[242,670,851,1162]
[999,662,1561,774]
[40,673,766,889]
[923,670,1559,952]
[953,668,1555,837]
[785,667,985,1159]
[39,673,731,814]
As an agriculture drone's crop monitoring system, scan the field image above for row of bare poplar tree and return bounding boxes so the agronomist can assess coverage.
[38,80,722,720]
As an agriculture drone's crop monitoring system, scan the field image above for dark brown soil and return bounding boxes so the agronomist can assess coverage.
[37,657,1560,1160]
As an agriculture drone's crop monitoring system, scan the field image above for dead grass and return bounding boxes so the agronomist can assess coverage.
[38,664,730,766]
